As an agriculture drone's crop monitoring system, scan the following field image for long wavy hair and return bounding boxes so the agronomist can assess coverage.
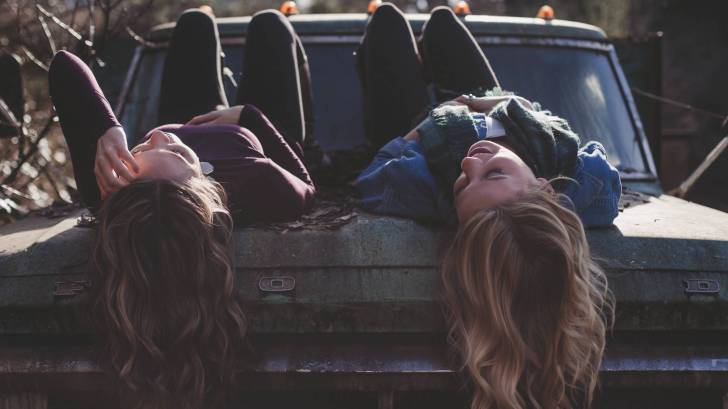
[442,188,613,409]
[88,176,247,409]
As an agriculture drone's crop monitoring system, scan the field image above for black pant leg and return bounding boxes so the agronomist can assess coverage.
[158,9,228,125]
[49,51,122,210]
[355,3,429,150]
[420,6,499,102]
[235,9,307,160]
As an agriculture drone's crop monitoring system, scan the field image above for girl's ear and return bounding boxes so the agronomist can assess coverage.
[536,177,556,194]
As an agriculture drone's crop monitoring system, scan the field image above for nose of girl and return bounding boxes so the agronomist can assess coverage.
[149,130,173,146]
[461,156,484,178]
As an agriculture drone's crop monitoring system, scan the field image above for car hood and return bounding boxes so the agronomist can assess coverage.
[1,193,726,334]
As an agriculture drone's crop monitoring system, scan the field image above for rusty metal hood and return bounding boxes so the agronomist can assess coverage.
[0,193,727,334]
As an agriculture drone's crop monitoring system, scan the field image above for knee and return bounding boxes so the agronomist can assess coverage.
[48,51,83,90]
[369,3,407,28]
[176,9,216,33]
[248,9,295,43]
[428,6,459,29]
[49,50,73,76]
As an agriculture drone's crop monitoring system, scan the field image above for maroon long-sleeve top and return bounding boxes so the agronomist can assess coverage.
[49,51,314,222]
[148,105,315,222]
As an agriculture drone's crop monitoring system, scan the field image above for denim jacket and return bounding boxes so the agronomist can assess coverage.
[354,137,621,228]
[561,141,621,227]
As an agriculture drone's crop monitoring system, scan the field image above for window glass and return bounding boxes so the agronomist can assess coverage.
[484,45,646,173]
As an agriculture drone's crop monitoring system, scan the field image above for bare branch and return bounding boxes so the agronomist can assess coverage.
[0,183,34,201]
[0,99,21,130]
[36,4,93,47]
[126,26,163,48]
[68,0,81,33]
[1,116,56,187]
[88,0,96,46]
[115,0,158,39]
[94,0,110,54]
[3,0,162,218]
[20,47,49,71]
[40,166,68,203]
[37,14,58,54]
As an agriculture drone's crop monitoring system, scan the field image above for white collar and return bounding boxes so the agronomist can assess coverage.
[485,117,506,138]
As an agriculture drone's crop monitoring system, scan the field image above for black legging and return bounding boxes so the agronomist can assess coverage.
[236,10,315,157]
[158,9,313,159]
[356,4,499,150]
[157,10,228,126]
[50,9,313,210]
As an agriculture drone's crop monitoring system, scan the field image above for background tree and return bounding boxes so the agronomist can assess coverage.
[0,0,155,222]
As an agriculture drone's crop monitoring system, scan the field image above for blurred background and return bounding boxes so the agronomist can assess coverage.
[0,0,726,223]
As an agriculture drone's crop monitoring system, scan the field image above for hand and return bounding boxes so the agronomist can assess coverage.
[454,95,534,113]
[94,126,139,199]
[438,99,467,108]
[187,106,244,125]
[403,128,420,141]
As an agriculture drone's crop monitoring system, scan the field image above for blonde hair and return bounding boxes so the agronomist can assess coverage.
[442,188,613,409]
[89,176,247,409]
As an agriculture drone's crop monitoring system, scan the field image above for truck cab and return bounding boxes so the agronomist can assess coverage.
[1,11,727,409]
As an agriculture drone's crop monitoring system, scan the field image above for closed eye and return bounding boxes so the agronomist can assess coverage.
[165,148,195,164]
[485,169,505,178]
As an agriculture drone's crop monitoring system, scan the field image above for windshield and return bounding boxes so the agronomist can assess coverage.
[484,45,646,174]
[120,41,648,175]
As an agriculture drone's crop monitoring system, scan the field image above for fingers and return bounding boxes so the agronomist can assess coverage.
[108,150,136,182]
[514,96,534,110]
[99,140,135,184]
[95,151,129,192]
[439,100,466,108]
[457,96,503,113]
[120,148,140,174]
[187,111,219,125]
[94,156,111,196]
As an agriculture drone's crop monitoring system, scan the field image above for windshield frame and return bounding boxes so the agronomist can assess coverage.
[116,33,658,182]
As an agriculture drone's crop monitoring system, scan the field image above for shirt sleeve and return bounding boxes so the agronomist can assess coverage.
[222,157,315,222]
[354,138,450,222]
[48,51,122,210]
[49,51,121,143]
[359,137,410,177]
[563,141,621,227]
[238,104,314,189]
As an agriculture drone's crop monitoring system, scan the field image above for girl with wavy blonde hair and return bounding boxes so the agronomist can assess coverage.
[442,188,614,409]
[353,5,617,408]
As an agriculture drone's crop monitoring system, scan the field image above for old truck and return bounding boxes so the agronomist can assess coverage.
[1,7,727,409]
